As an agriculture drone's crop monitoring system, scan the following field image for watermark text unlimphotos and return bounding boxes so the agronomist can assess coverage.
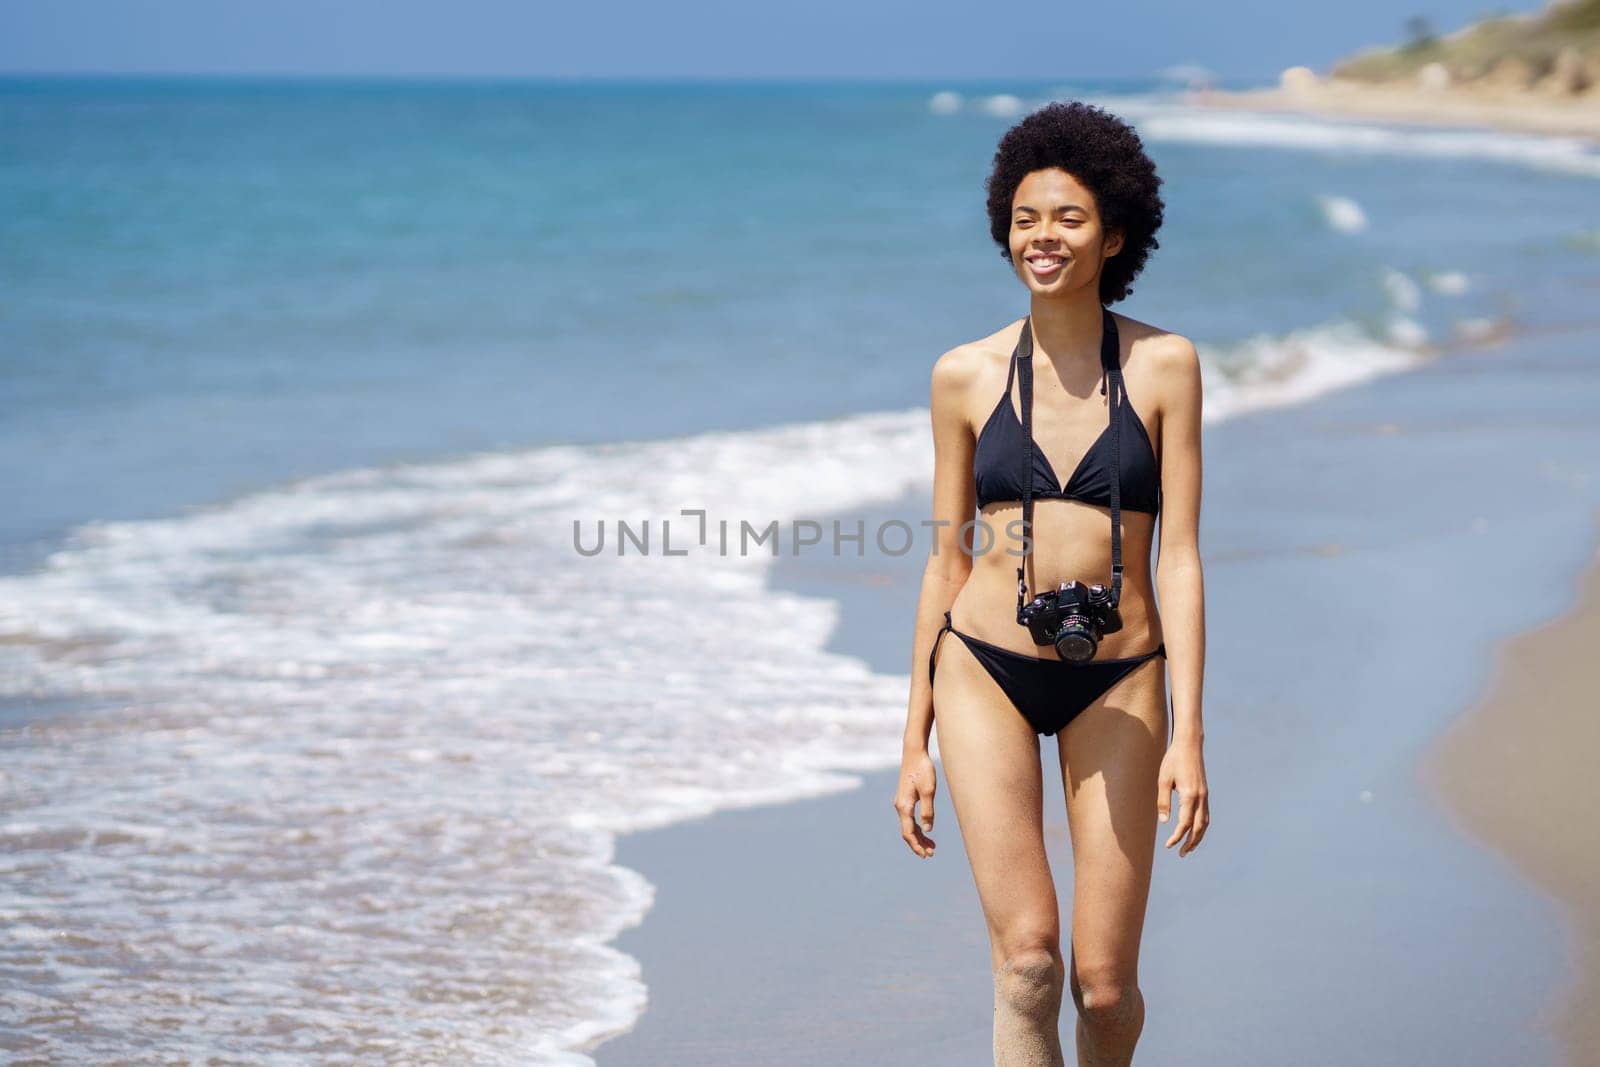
[572,508,1033,558]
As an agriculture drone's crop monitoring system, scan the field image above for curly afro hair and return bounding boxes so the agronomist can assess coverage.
[984,101,1165,306]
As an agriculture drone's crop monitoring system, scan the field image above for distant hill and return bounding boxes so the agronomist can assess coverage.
[1331,0,1599,93]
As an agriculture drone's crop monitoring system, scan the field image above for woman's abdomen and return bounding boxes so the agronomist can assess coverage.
[951,499,1162,660]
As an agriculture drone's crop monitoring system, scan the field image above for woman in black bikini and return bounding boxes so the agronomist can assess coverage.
[895,101,1209,1066]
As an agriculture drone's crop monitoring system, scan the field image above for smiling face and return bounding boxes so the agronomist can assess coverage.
[1008,168,1124,296]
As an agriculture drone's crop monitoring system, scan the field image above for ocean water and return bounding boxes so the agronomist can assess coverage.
[2,76,1598,1063]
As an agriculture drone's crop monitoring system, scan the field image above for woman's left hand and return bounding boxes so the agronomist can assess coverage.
[1157,737,1209,857]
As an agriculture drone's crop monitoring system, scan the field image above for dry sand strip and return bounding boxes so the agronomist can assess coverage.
[1418,530,1600,1067]
[1188,82,1600,142]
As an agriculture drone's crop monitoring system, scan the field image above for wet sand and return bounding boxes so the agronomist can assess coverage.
[1418,537,1600,1066]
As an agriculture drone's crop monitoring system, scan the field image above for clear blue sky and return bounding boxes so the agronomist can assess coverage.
[0,1,1534,84]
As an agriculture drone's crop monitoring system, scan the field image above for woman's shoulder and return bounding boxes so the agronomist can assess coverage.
[1112,311,1198,368]
[1112,312,1201,403]
[929,320,1021,398]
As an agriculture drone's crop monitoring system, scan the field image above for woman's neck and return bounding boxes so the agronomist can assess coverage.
[1027,294,1107,375]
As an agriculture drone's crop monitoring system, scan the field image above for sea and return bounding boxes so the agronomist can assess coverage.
[2,74,1598,1063]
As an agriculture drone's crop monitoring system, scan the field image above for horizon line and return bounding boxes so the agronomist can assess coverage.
[0,69,1268,88]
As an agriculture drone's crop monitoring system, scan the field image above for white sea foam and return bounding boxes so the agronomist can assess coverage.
[1319,194,1370,233]
[981,93,1026,118]
[1381,267,1423,312]
[0,313,1432,1063]
[1197,317,1426,421]
[1385,314,1430,348]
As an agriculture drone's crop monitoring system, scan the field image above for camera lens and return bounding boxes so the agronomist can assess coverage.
[1055,615,1097,662]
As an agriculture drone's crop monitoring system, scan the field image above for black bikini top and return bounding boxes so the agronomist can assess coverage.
[973,310,1161,515]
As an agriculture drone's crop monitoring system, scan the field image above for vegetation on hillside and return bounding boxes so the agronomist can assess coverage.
[1331,0,1600,90]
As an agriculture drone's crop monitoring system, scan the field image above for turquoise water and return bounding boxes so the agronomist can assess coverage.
[6,76,1596,561]
[2,76,1598,1063]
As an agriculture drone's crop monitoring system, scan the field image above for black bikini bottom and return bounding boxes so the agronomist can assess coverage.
[928,610,1165,736]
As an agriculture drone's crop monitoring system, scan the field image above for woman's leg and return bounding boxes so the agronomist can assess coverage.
[1056,657,1168,1067]
[932,634,1065,1067]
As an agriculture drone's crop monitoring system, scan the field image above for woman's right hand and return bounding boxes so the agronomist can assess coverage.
[894,747,938,858]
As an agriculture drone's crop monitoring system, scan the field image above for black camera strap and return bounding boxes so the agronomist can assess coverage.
[1016,317,1036,622]
[1015,307,1124,620]
[1104,309,1125,608]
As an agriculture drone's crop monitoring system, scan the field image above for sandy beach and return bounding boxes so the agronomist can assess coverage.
[1420,540,1600,1065]
[1189,80,1600,141]
[594,316,1600,1064]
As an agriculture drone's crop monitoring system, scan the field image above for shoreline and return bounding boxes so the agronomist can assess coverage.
[1188,80,1600,141]
[1418,531,1600,1065]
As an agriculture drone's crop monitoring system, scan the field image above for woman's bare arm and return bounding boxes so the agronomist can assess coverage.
[901,345,979,754]
[1152,334,1209,855]
[896,345,980,858]
[1153,336,1205,742]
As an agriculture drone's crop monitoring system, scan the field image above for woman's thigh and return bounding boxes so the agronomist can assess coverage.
[931,633,1059,963]
[1056,658,1169,984]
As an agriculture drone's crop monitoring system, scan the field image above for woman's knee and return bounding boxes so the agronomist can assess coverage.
[1068,965,1143,1032]
[993,937,1064,1015]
